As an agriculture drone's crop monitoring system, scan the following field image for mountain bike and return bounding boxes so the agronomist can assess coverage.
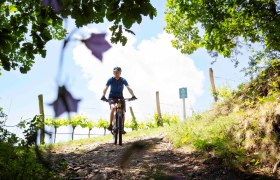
[102,98,136,145]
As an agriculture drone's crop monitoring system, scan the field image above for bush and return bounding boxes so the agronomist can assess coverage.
[162,114,171,125]
[153,113,163,127]
[125,118,138,131]
[96,118,109,135]
[68,114,87,140]
[45,117,68,143]
[0,116,56,178]
[216,84,234,101]
[167,113,245,166]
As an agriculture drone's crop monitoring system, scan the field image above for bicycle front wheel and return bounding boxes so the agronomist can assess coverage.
[113,116,118,145]
[118,113,123,146]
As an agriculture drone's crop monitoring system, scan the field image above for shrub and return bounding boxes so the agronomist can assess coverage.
[45,117,68,143]
[0,116,56,178]
[153,113,163,127]
[68,114,87,140]
[96,118,109,135]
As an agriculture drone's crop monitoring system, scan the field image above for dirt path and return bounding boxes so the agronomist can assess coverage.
[51,134,276,179]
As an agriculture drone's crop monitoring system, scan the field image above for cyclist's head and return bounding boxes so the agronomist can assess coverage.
[113,66,122,78]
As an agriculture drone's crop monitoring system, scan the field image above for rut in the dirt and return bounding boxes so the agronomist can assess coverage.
[51,137,276,180]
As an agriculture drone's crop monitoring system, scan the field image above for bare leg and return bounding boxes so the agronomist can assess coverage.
[110,106,116,125]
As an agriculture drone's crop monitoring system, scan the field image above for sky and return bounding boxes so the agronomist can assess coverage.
[0,1,251,141]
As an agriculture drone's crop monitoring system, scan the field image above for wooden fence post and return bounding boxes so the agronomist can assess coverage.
[209,68,218,102]
[129,106,138,130]
[156,91,163,126]
[38,94,45,144]
[129,106,136,120]
[156,91,162,118]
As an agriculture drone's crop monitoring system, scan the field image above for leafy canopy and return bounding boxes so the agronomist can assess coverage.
[0,0,157,73]
[165,0,280,64]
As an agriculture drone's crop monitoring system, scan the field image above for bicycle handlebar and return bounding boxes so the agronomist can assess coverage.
[101,97,136,102]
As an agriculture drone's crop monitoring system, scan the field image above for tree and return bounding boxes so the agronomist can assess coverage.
[86,120,95,138]
[165,0,280,65]
[0,0,157,73]
[80,118,95,138]
[45,117,67,143]
[68,114,86,140]
[96,118,109,135]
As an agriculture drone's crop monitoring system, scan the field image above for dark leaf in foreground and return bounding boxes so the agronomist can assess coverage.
[82,33,111,61]
[120,140,153,168]
[42,0,63,13]
[49,86,81,117]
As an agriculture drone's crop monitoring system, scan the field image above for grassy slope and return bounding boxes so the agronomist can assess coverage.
[167,60,280,175]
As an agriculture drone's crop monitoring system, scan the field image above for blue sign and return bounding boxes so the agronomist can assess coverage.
[179,87,188,99]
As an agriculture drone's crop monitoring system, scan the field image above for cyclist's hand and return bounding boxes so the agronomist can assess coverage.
[129,96,137,101]
[101,96,108,102]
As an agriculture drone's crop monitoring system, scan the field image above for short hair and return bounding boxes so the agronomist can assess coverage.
[113,67,122,72]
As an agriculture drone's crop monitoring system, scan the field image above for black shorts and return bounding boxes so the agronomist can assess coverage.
[108,98,126,112]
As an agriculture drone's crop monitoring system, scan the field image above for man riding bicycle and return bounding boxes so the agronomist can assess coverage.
[101,67,137,134]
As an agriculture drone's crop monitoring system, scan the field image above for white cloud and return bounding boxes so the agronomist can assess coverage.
[73,31,204,120]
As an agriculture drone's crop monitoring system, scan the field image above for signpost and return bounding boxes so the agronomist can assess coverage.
[179,87,188,119]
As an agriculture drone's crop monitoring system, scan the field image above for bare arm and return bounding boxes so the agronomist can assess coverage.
[127,86,135,96]
[103,86,109,96]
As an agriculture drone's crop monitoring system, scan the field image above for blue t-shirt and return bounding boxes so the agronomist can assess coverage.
[106,77,128,98]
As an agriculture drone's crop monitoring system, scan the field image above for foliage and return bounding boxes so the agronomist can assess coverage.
[46,117,67,128]
[68,114,86,128]
[45,117,67,142]
[125,118,138,131]
[125,114,179,131]
[137,121,146,130]
[167,113,247,166]
[0,106,7,119]
[0,116,55,178]
[165,0,280,65]
[235,59,280,107]
[68,114,87,140]
[96,118,109,135]
[96,118,109,129]
[153,113,163,127]
[170,115,179,124]
[86,120,95,130]
[80,119,95,138]
[215,84,234,101]
[0,0,157,73]
[145,120,157,129]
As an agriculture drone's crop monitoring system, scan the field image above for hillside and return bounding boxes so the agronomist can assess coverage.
[167,60,280,177]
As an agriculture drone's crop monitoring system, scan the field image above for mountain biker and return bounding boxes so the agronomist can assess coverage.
[101,67,137,134]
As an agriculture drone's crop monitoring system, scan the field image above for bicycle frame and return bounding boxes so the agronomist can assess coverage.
[110,98,129,146]
[102,97,135,145]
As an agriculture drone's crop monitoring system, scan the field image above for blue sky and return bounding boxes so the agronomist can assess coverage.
[0,1,251,140]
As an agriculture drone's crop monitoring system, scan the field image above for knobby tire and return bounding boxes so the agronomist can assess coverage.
[114,114,118,145]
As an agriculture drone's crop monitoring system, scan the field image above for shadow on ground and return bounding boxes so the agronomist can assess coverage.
[49,137,277,180]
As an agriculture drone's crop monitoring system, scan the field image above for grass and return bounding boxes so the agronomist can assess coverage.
[166,91,280,174]
[166,113,245,167]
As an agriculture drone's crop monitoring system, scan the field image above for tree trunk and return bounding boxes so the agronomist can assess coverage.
[54,127,57,143]
[88,128,91,138]
[72,126,76,140]
[104,128,106,136]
